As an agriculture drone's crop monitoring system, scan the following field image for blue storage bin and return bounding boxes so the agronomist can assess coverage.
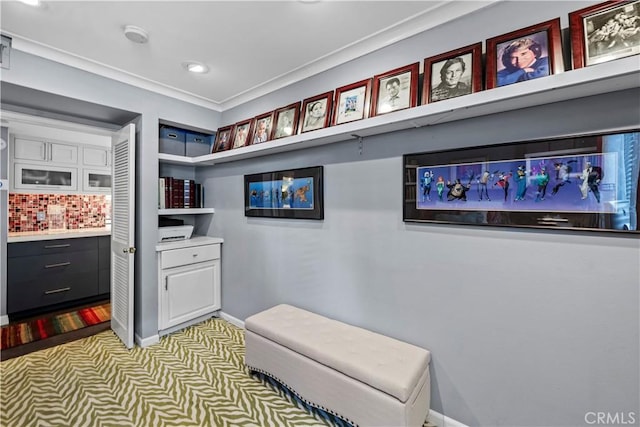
[185,132,212,157]
[160,127,186,156]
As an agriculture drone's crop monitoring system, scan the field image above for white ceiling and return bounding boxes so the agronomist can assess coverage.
[1,1,495,111]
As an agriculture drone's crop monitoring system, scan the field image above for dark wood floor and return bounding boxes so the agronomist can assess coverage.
[1,299,110,362]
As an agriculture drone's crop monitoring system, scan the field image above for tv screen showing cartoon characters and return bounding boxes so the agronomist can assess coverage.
[403,129,639,233]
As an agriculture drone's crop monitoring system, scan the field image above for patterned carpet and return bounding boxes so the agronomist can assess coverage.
[0,318,346,427]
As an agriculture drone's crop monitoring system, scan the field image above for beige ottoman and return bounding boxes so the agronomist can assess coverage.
[244,304,431,426]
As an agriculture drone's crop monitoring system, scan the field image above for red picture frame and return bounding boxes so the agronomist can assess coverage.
[332,78,373,126]
[299,91,333,134]
[569,0,640,69]
[485,18,564,89]
[250,111,275,146]
[271,102,301,140]
[212,125,234,153]
[370,63,419,117]
[422,43,483,105]
[230,119,253,150]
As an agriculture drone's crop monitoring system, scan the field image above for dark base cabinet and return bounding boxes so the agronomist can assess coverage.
[98,236,111,295]
[8,236,111,317]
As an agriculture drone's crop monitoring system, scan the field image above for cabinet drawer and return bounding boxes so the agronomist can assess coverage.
[8,250,98,284]
[161,244,220,269]
[9,237,98,258]
[8,271,99,314]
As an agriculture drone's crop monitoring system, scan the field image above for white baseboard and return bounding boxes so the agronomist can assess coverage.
[135,333,160,348]
[427,409,468,427]
[0,315,9,327]
[219,311,245,329]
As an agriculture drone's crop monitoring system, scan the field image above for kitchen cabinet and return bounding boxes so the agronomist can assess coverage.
[10,136,112,194]
[98,235,111,295]
[12,136,78,164]
[7,236,110,316]
[83,146,111,167]
[83,169,112,193]
[13,162,78,191]
[156,236,222,333]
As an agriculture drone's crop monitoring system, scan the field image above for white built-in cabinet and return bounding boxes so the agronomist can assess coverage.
[10,134,111,193]
[13,136,78,164]
[156,236,223,334]
[83,146,111,167]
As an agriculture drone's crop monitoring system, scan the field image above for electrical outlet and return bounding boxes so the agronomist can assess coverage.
[37,211,45,221]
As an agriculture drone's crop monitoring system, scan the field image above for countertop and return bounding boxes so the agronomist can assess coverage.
[8,226,111,243]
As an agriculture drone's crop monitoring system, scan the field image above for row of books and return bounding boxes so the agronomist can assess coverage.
[158,177,205,209]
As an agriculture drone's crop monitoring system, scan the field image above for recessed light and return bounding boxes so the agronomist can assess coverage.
[183,61,209,74]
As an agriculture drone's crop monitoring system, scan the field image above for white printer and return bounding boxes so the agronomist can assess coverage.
[158,225,194,242]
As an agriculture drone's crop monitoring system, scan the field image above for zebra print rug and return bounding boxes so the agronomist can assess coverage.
[0,318,345,426]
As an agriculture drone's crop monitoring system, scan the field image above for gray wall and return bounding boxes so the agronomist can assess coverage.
[3,0,639,425]
[206,1,639,426]
[204,89,640,427]
[1,49,222,339]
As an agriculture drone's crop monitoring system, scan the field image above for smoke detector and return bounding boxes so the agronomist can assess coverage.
[124,25,149,44]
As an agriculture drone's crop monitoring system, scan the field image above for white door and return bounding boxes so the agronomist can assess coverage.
[111,123,135,348]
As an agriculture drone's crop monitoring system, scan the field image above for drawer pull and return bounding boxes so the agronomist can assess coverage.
[45,261,71,269]
[44,244,71,249]
[192,253,198,257]
[44,287,71,295]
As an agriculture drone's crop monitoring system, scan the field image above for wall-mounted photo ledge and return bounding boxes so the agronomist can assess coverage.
[157,55,639,167]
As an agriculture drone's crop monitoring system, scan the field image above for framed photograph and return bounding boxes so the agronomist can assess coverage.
[245,166,324,220]
[272,102,301,140]
[370,63,419,116]
[231,119,253,150]
[486,18,564,89]
[212,125,233,153]
[300,91,333,133]
[250,112,275,145]
[332,78,372,126]
[403,129,640,233]
[422,43,483,105]
[569,0,640,69]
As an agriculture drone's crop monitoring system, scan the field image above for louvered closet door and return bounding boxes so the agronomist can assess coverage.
[111,123,135,349]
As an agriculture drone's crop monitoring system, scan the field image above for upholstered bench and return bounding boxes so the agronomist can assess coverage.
[244,304,431,426]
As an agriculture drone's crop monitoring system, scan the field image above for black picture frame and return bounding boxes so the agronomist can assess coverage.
[403,129,640,233]
[245,166,324,220]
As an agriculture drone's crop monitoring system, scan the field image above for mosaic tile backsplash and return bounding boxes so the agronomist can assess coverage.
[9,193,111,232]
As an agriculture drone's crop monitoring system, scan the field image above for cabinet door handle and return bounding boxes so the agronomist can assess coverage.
[44,287,71,295]
[44,244,71,249]
[45,261,71,269]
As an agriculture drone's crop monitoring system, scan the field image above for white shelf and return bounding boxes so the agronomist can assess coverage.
[158,208,215,215]
[158,56,639,167]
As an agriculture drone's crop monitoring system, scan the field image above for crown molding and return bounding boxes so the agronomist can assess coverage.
[7,34,223,112]
[4,0,497,114]
[220,0,498,110]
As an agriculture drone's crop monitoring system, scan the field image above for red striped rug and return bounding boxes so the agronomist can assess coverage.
[0,303,110,350]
